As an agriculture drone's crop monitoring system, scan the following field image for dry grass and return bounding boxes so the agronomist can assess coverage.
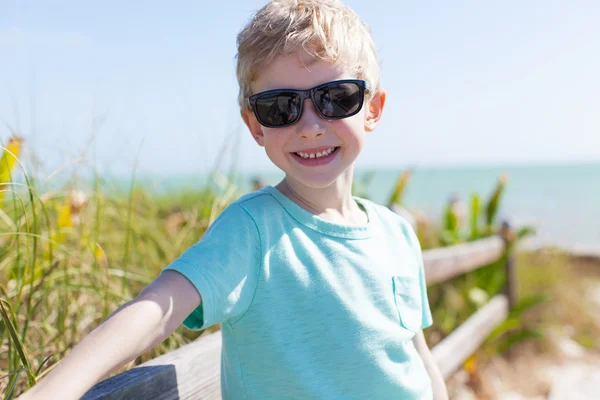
[0,175,239,397]
[447,249,600,399]
[516,249,600,353]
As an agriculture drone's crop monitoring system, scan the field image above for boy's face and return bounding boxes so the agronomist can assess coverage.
[242,50,385,190]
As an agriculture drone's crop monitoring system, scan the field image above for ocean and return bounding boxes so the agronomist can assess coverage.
[137,162,599,251]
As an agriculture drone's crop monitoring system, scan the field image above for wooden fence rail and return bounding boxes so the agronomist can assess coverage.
[83,234,515,399]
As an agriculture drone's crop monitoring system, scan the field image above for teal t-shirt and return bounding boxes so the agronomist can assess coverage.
[162,185,434,400]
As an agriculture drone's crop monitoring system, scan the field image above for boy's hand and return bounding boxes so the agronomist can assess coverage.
[18,270,201,400]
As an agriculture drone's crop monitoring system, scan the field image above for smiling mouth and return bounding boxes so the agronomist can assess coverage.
[292,146,340,159]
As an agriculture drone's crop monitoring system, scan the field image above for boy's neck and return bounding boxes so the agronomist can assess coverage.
[275,169,368,226]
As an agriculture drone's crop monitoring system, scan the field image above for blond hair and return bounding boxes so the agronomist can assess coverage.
[236,0,380,110]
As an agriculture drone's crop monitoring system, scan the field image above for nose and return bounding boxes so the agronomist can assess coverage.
[297,98,325,139]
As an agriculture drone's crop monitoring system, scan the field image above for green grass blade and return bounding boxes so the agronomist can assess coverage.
[3,367,25,400]
[34,354,54,376]
[0,299,36,386]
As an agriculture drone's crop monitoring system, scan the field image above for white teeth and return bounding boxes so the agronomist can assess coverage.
[296,147,337,159]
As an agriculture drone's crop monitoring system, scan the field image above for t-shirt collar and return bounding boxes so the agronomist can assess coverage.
[262,185,373,239]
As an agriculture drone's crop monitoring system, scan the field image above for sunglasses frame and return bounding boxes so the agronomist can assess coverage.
[247,79,369,128]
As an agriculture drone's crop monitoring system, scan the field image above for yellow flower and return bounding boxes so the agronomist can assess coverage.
[95,243,107,266]
[57,190,88,228]
[0,135,24,207]
[463,353,477,374]
[57,204,73,229]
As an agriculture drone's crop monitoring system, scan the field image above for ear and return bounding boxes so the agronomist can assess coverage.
[364,88,386,132]
[242,109,265,147]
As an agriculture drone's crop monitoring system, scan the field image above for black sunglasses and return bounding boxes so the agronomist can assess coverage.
[247,79,369,128]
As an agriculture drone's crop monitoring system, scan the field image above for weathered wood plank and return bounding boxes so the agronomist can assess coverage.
[431,294,509,379]
[423,236,505,285]
[82,332,222,400]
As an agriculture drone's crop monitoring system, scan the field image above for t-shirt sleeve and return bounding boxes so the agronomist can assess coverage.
[161,202,261,330]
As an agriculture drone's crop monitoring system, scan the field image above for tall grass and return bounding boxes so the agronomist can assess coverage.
[0,137,242,397]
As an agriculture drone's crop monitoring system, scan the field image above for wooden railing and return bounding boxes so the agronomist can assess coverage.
[82,235,515,400]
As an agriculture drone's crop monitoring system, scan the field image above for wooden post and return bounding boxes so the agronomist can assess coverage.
[500,221,517,310]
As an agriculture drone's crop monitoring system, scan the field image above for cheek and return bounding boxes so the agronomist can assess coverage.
[263,130,290,158]
[336,117,366,147]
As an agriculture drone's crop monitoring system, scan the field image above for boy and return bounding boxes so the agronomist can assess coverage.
[20,0,448,399]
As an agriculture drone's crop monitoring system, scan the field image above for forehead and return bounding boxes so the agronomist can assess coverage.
[251,50,352,94]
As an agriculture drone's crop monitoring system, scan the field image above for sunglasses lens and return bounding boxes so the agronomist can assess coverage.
[255,92,302,127]
[314,82,362,118]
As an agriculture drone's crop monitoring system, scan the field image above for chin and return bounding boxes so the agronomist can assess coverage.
[287,172,347,189]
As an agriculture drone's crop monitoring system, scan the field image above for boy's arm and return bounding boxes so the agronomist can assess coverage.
[412,330,449,400]
[18,270,200,400]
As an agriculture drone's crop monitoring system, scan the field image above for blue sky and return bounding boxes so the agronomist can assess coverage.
[1,0,598,178]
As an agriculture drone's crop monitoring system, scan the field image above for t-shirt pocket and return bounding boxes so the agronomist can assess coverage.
[392,276,423,333]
